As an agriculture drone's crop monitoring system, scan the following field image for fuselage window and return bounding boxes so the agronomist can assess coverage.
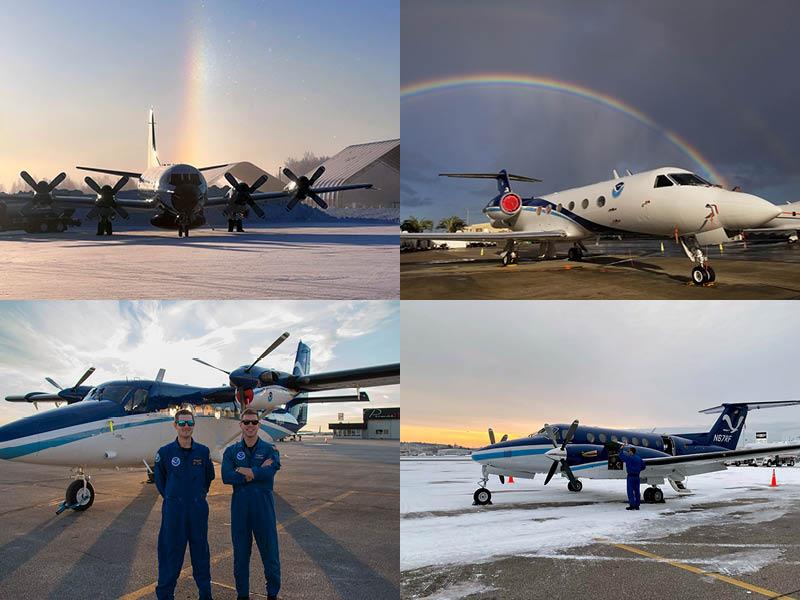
[621,436,629,444]
[641,438,650,447]
[557,203,562,212]
[597,196,606,207]
[632,436,640,446]
[587,432,595,443]
[654,175,673,188]
[568,201,575,211]
[611,434,618,443]
[581,198,589,209]
[599,433,607,443]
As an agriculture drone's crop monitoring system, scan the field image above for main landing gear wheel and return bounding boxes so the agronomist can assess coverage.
[567,247,583,261]
[643,487,664,504]
[65,480,95,511]
[691,266,715,285]
[228,219,234,232]
[236,219,244,233]
[473,487,492,505]
[501,252,518,267]
[567,480,583,492]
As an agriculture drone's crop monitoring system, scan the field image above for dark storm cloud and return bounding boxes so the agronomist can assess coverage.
[402,0,800,220]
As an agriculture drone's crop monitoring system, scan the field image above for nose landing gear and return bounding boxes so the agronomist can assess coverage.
[681,237,716,285]
[56,468,95,514]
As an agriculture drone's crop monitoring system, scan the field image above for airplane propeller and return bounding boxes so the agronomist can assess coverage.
[488,427,509,483]
[19,171,67,213]
[45,367,96,391]
[282,166,328,211]
[84,176,130,219]
[543,420,580,486]
[224,172,268,219]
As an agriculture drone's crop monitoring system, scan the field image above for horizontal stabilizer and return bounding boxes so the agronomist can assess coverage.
[699,400,800,414]
[77,166,142,179]
[440,172,542,183]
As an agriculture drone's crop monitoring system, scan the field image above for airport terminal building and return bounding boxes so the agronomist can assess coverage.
[330,407,399,440]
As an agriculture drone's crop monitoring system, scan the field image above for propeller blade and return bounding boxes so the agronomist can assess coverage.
[286,196,301,211]
[20,171,38,190]
[73,367,96,388]
[561,420,579,449]
[114,205,129,219]
[500,434,508,442]
[112,176,129,195]
[248,174,268,193]
[308,165,325,185]
[45,377,63,390]
[499,475,505,484]
[247,199,265,219]
[84,176,102,194]
[309,191,328,210]
[48,172,67,191]
[488,428,496,445]
[544,460,559,485]
[245,332,290,372]
[192,357,231,375]
[224,172,240,189]
[282,168,300,183]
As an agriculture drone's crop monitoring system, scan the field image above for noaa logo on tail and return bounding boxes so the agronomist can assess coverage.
[722,414,745,433]
[612,182,625,198]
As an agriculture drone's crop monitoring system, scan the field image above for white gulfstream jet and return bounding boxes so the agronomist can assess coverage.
[401,169,781,285]
[61,108,372,237]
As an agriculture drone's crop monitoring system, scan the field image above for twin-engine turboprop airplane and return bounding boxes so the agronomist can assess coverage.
[42,109,373,237]
[0,334,399,513]
[401,168,782,285]
[470,400,800,506]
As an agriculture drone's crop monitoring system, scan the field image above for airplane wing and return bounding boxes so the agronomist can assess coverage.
[51,195,161,212]
[76,166,142,179]
[280,363,400,392]
[643,443,800,478]
[400,231,568,241]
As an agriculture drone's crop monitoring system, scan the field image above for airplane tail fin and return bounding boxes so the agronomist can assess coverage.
[288,341,311,428]
[147,107,161,169]
[695,401,800,450]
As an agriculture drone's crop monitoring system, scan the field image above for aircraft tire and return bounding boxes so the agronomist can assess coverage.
[705,266,715,283]
[38,221,48,233]
[568,480,583,492]
[501,254,510,267]
[66,480,95,511]
[473,487,492,505]
[652,488,664,503]
[96,222,103,235]
[568,247,582,261]
[228,220,234,232]
[691,266,706,285]
[236,220,244,233]
[643,488,654,503]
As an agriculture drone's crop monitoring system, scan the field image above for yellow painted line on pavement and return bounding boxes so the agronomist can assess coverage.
[120,490,354,600]
[614,543,796,599]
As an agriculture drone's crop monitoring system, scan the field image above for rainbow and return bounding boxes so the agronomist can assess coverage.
[178,15,207,164]
[401,74,727,187]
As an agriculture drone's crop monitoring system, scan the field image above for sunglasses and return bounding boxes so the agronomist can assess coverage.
[176,420,195,427]
[241,420,259,426]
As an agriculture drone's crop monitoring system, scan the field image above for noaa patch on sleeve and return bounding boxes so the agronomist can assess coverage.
[155,453,160,463]
[171,456,181,467]
[236,451,246,461]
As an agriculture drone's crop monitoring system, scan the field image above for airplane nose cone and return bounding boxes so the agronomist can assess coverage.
[716,193,781,229]
[172,184,201,213]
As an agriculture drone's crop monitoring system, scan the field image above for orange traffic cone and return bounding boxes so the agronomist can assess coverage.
[770,469,778,487]
[508,476,515,484]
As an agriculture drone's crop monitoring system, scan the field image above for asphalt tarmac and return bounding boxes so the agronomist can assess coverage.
[400,241,800,299]
[0,224,399,300]
[0,439,399,600]
[402,495,800,600]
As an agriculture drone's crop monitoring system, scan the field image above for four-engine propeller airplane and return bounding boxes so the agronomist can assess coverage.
[401,168,783,284]
[470,400,800,506]
[4,109,374,237]
[0,171,82,233]
[0,332,399,513]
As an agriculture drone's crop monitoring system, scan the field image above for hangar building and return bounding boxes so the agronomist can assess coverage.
[329,407,399,440]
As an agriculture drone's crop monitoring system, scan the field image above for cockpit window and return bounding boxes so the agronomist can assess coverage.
[189,174,201,186]
[668,173,711,186]
[654,175,673,188]
[87,385,133,404]
[125,389,149,413]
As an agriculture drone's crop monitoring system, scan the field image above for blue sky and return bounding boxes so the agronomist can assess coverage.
[0,300,399,430]
[0,0,398,189]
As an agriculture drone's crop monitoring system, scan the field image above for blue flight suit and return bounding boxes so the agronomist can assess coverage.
[222,438,281,599]
[618,449,646,508]
[154,439,215,600]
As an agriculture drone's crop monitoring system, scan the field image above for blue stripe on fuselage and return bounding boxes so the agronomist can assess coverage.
[472,446,550,461]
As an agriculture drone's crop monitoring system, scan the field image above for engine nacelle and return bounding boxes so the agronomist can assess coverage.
[248,386,295,412]
[489,192,523,225]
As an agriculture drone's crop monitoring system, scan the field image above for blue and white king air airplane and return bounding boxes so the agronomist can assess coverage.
[401,169,783,285]
[0,333,399,513]
[53,108,373,237]
[470,400,800,506]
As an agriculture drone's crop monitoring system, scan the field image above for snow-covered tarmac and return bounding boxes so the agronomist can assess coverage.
[0,224,398,299]
[401,457,800,573]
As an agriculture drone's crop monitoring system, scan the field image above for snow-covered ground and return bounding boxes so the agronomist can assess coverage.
[401,457,800,572]
[0,224,398,299]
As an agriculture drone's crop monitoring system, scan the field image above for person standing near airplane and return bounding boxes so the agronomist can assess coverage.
[617,446,646,510]
[154,409,216,600]
[222,408,282,600]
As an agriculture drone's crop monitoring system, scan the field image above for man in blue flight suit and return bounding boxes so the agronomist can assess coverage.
[617,446,646,510]
[154,408,216,600]
[222,408,282,600]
